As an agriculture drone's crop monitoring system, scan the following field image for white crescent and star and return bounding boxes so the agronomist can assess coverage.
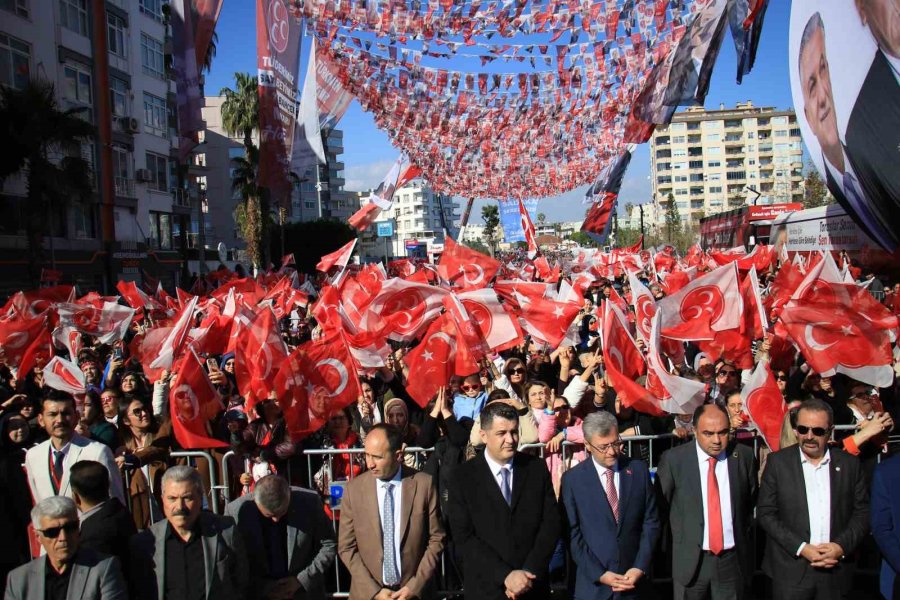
[804,322,836,352]
[316,358,349,397]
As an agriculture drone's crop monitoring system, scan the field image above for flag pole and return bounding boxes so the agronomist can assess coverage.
[457,196,475,242]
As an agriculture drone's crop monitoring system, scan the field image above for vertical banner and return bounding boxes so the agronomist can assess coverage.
[499,199,538,243]
[257,0,302,202]
[170,0,204,160]
[192,0,223,69]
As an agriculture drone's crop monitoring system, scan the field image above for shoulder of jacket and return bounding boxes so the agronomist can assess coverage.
[25,439,49,459]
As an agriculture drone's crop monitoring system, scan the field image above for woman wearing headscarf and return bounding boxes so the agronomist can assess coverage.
[384,397,420,469]
[0,412,32,585]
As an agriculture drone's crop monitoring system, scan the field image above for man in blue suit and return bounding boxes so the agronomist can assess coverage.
[872,454,900,599]
[561,411,660,599]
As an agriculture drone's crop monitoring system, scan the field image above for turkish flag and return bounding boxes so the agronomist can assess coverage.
[42,356,85,395]
[660,267,696,295]
[437,237,501,290]
[646,311,707,414]
[316,238,357,273]
[75,292,119,309]
[348,202,383,231]
[52,325,83,364]
[405,313,463,407]
[305,334,361,410]
[169,350,228,449]
[514,292,582,348]
[627,270,656,344]
[655,263,743,341]
[741,362,787,452]
[0,314,47,366]
[455,288,524,353]
[234,307,289,412]
[780,300,894,387]
[493,280,554,310]
[517,198,539,258]
[18,328,53,376]
[148,296,199,371]
[363,278,449,342]
[602,303,646,380]
[741,267,768,339]
[23,286,76,315]
[56,302,135,344]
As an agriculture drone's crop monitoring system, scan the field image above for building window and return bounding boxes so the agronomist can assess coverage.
[672,136,686,144]
[0,33,30,90]
[141,33,165,78]
[726,171,746,181]
[672,149,687,157]
[706,146,722,155]
[63,64,92,105]
[672,162,687,171]
[771,116,788,125]
[143,92,167,137]
[688,160,704,169]
[675,189,688,196]
[304,200,314,210]
[59,0,88,35]
[139,0,163,21]
[1,0,29,18]
[148,212,172,249]
[145,152,168,192]
[107,13,127,58]
[708,160,721,167]
[109,77,128,117]
[706,133,721,142]
[709,186,723,194]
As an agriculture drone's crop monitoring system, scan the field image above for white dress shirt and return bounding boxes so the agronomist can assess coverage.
[592,458,620,504]
[797,448,832,555]
[484,451,514,499]
[696,443,735,551]
[375,467,403,583]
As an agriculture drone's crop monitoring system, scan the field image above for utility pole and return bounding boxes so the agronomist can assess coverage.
[639,204,645,247]
[197,179,206,274]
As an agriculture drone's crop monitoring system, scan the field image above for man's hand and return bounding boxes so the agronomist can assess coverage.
[389,586,413,600]
[599,570,634,592]
[262,576,301,600]
[813,543,844,568]
[800,543,833,567]
[374,589,394,600]
[504,570,535,597]
[623,567,644,585]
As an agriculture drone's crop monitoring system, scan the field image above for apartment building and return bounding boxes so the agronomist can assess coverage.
[358,178,459,261]
[649,101,805,224]
[0,0,190,293]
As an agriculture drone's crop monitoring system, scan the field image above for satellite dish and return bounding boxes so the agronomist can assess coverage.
[217,242,227,263]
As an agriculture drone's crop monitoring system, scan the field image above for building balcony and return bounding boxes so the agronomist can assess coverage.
[114,177,136,198]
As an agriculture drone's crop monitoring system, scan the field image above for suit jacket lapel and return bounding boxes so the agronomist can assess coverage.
[727,449,741,524]
[200,516,218,600]
[60,438,85,497]
[477,454,509,511]
[510,454,529,511]
[398,468,416,543]
[583,461,616,528]
[363,473,384,570]
[684,446,704,528]
[286,504,299,570]
[792,450,812,539]
[32,557,46,600]
[616,460,631,533]
[65,556,89,600]
[829,455,840,534]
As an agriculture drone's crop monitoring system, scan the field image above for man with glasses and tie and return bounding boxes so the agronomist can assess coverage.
[561,412,660,599]
[758,399,869,600]
[338,423,445,600]
[657,404,758,600]
[5,496,126,599]
[24,391,124,506]
[447,402,560,600]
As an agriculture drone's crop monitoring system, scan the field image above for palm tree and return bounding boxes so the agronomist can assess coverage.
[0,80,94,287]
[230,143,269,272]
[200,31,218,74]
[219,72,258,151]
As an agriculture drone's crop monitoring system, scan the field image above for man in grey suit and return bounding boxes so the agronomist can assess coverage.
[656,404,758,600]
[5,496,126,600]
[758,399,869,600]
[129,466,249,600]
[224,475,336,600]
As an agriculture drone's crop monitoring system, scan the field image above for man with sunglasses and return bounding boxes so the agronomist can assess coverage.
[560,412,660,599]
[708,361,741,407]
[758,399,869,600]
[656,404,758,600]
[5,496,126,599]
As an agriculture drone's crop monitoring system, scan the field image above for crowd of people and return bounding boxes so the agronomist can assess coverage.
[1,245,900,600]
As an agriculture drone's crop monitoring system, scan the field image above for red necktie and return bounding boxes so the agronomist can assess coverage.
[604,470,619,523]
[707,457,724,555]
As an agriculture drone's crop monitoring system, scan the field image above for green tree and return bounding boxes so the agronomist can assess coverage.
[230,143,271,271]
[463,239,491,255]
[568,231,597,247]
[273,218,357,275]
[537,212,546,226]
[481,204,500,257]
[219,72,259,151]
[0,80,95,287]
[200,31,218,74]
[802,165,831,209]
[664,193,681,241]
[616,227,643,249]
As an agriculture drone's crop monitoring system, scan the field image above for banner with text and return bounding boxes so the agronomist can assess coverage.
[499,199,539,243]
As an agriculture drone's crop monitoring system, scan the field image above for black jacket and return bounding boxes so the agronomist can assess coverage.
[446,452,561,600]
[758,445,869,591]
[79,497,137,572]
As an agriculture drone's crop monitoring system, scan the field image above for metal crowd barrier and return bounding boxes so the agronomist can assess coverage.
[170,450,222,514]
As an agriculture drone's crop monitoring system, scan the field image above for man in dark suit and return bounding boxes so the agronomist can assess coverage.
[447,401,561,600]
[656,404,758,600]
[225,475,336,600]
[561,411,660,599]
[844,0,900,252]
[129,466,249,600]
[70,461,136,572]
[872,454,900,599]
[337,423,445,600]
[758,399,869,600]
[5,496,126,599]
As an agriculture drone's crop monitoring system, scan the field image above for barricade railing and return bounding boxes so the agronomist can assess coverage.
[170,450,221,514]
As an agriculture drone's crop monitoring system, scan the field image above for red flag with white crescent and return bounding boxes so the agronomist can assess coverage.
[169,350,228,449]
[0,314,47,367]
[654,263,743,341]
[741,362,787,452]
[437,237,501,291]
[517,198,539,258]
[234,307,289,412]
[363,278,449,342]
[42,356,86,395]
[316,238,357,273]
[405,313,463,407]
[456,288,524,353]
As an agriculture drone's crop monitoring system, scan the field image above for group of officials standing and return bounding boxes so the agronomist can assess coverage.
[6,398,897,600]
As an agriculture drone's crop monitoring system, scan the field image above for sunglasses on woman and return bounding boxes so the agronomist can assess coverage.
[508,368,526,375]
[461,383,482,392]
[38,521,79,539]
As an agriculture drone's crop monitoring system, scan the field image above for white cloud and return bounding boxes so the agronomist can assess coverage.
[343,159,396,192]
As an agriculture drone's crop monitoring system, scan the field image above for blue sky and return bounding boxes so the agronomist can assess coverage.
[206,2,795,222]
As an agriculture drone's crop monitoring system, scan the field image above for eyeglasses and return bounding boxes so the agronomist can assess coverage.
[587,440,624,453]
[717,370,738,377]
[852,390,876,400]
[775,374,788,381]
[509,368,526,375]
[461,383,482,392]
[38,522,79,539]
[795,425,830,437]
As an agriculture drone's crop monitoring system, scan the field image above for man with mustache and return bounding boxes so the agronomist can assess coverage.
[758,399,869,599]
[656,404,758,600]
[129,466,249,600]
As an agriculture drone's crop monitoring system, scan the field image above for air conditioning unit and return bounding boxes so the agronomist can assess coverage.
[135,168,152,182]
[123,117,140,133]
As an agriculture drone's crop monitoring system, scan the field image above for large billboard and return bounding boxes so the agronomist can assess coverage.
[789,1,900,252]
